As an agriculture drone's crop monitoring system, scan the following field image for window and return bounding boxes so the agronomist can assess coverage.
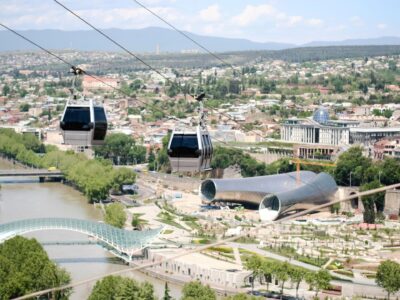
[93,106,107,140]
[169,134,200,158]
[61,106,91,131]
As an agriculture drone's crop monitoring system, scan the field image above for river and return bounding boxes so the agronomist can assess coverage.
[0,159,182,299]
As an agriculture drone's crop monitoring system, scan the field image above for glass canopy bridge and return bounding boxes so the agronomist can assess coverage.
[0,218,163,261]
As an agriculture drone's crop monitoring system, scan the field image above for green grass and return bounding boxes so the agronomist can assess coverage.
[162,229,174,234]
[184,220,201,230]
[193,238,212,244]
[156,218,187,230]
[207,246,234,254]
[220,252,235,259]
[235,236,258,244]
[333,269,354,277]
[264,246,328,267]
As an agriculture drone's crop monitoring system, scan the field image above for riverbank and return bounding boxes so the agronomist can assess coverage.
[0,157,183,299]
[0,128,136,202]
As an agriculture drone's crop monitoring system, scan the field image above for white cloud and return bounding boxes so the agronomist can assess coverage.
[327,24,347,32]
[377,23,387,29]
[0,1,182,30]
[232,4,276,27]
[231,4,313,29]
[350,16,363,27]
[307,18,323,27]
[199,4,221,22]
[287,16,303,26]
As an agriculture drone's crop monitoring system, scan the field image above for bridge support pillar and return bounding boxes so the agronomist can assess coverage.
[39,176,45,183]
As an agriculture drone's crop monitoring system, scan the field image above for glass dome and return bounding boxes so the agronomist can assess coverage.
[313,107,329,124]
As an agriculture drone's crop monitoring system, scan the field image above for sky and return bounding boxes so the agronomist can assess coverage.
[0,0,398,44]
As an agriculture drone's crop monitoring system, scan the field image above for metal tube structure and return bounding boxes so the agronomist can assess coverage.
[259,172,338,221]
[201,171,317,206]
[200,171,337,220]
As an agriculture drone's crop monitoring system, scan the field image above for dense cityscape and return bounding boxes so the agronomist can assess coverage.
[1,1,400,300]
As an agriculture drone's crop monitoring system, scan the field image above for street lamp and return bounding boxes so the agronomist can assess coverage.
[378,171,382,184]
[349,171,353,187]
[276,167,280,175]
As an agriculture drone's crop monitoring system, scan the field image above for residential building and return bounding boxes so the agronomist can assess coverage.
[350,127,400,147]
[373,136,400,159]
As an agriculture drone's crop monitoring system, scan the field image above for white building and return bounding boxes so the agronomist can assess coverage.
[281,109,351,147]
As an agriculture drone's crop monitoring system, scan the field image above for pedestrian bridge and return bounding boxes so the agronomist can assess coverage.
[0,218,162,261]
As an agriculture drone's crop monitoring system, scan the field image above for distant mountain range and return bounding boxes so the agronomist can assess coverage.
[1,27,400,53]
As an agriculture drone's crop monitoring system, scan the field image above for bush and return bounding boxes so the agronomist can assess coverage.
[104,203,126,228]
[89,275,155,300]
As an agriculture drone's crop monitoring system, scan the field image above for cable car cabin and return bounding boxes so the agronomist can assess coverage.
[167,127,213,173]
[60,100,107,146]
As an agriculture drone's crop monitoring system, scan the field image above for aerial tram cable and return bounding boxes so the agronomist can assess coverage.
[0,27,334,300]
[53,0,170,82]
[0,22,342,300]
[131,0,236,71]
[0,21,276,178]
[0,21,307,191]
[0,22,231,150]
[51,1,267,145]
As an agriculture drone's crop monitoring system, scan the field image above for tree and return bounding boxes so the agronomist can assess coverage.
[307,269,331,297]
[104,203,127,228]
[130,79,142,91]
[163,282,172,300]
[360,180,384,224]
[228,79,240,94]
[261,260,274,291]
[273,262,290,299]
[288,267,307,298]
[379,157,400,185]
[112,167,136,191]
[2,84,10,96]
[95,133,146,165]
[148,148,156,171]
[388,61,397,71]
[131,213,149,230]
[89,275,155,300]
[244,255,263,291]
[19,103,31,112]
[334,146,372,186]
[0,236,71,299]
[376,260,400,300]
[181,281,216,300]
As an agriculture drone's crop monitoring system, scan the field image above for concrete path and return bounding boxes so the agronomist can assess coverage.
[233,247,242,266]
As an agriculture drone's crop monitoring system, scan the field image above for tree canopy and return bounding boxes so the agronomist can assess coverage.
[360,180,385,223]
[334,146,372,186]
[181,281,216,300]
[0,236,71,300]
[95,133,146,165]
[89,275,155,300]
[376,260,400,299]
[0,129,137,202]
[104,203,127,228]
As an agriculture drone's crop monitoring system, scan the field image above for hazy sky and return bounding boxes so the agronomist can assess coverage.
[0,0,398,44]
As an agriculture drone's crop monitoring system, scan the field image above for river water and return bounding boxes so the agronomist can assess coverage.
[0,159,182,299]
